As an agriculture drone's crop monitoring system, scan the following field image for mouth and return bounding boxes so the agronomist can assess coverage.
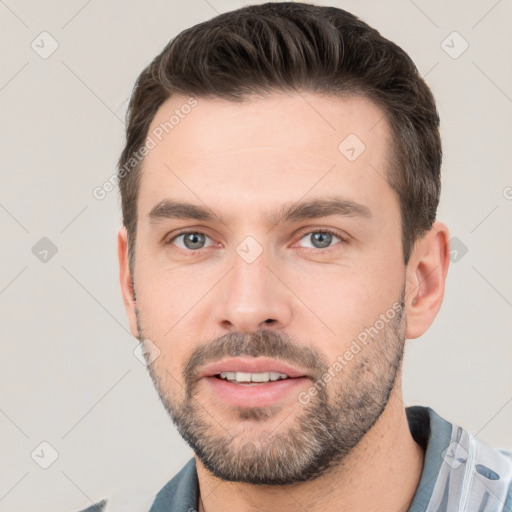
[199,358,311,408]
[198,356,310,380]
[213,371,296,385]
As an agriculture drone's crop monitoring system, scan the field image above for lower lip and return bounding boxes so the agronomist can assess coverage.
[203,376,310,408]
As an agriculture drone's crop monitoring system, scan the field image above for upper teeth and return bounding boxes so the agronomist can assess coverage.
[219,371,288,382]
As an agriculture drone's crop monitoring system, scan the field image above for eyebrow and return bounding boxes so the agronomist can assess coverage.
[147,196,372,226]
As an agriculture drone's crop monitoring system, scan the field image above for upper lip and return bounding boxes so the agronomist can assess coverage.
[197,357,310,379]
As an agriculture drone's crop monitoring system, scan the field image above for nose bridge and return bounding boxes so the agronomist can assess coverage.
[213,236,292,333]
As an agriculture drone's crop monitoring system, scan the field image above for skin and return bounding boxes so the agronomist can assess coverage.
[118,91,450,512]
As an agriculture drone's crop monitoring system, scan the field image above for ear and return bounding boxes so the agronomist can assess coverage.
[405,221,450,339]
[118,226,139,338]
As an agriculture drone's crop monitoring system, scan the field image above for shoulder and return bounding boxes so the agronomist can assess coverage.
[74,458,198,512]
[407,406,512,512]
[148,457,199,512]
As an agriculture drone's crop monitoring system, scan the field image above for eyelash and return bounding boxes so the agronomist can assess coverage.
[166,228,348,255]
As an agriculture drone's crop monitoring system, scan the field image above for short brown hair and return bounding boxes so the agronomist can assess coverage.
[118,1,441,269]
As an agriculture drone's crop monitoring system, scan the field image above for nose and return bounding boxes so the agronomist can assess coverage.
[212,244,293,334]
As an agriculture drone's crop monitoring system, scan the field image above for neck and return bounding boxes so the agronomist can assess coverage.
[196,386,424,512]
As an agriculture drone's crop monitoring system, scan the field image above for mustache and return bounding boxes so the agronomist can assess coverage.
[183,330,329,385]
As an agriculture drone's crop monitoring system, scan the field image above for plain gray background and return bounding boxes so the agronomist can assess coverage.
[0,1,511,511]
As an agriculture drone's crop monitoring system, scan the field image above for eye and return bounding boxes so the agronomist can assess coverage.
[169,231,214,251]
[166,228,347,253]
[297,229,345,250]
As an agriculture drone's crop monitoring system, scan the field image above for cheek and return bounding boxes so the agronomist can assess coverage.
[134,274,202,377]
[140,321,193,394]
[151,347,182,382]
[304,279,372,358]
[135,265,209,325]
[300,263,403,353]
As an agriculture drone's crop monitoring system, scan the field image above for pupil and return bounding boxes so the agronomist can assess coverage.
[184,233,204,250]
[312,232,331,248]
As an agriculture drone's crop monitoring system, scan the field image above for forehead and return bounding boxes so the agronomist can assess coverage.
[137,92,396,222]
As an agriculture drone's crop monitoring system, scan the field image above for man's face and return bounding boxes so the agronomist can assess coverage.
[124,92,409,484]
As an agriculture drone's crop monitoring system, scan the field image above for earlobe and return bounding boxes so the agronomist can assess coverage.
[117,227,139,338]
[405,222,450,339]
